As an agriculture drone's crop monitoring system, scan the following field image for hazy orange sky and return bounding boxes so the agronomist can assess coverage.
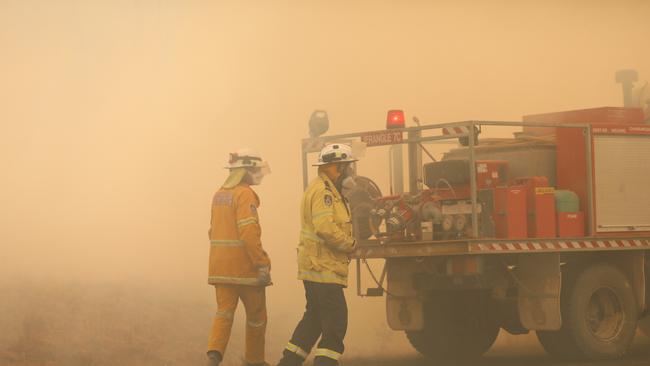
[1,0,650,289]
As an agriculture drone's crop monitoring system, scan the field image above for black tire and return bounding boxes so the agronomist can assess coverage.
[405,291,500,362]
[538,264,638,360]
[536,329,579,360]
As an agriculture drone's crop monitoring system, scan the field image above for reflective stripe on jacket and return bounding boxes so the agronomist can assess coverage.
[208,183,271,285]
[297,172,355,286]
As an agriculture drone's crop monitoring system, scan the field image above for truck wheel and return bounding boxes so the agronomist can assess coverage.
[639,316,650,338]
[536,328,580,360]
[405,291,500,361]
[538,264,638,360]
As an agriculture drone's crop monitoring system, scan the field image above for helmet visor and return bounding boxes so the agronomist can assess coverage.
[255,161,271,176]
[261,161,271,175]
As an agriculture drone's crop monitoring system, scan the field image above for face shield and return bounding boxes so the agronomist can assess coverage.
[341,162,356,179]
[247,161,271,185]
[258,161,271,176]
[339,162,358,197]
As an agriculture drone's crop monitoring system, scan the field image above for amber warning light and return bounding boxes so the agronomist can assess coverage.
[386,110,405,129]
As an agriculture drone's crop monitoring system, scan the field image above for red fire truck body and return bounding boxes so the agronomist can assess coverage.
[301,106,650,362]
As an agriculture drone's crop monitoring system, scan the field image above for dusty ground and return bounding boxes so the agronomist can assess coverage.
[0,279,401,366]
[0,281,209,366]
[345,335,650,366]
[1,281,648,366]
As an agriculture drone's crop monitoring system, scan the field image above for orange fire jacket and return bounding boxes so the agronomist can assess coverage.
[208,183,271,286]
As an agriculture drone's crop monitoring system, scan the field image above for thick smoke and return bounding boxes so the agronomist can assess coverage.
[1,1,649,365]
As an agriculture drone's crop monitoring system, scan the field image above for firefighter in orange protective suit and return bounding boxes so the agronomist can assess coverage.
[207,148,272,366]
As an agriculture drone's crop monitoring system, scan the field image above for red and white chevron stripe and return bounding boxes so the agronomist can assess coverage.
[442,126,471,135]
[470,239,650,252]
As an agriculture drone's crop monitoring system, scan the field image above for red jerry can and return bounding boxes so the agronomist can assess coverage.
[511,176,557,238]
[494,186,528,239]
[557,212,585,237]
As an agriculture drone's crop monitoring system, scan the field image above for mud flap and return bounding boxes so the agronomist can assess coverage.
[613,251,646,315]
[387,297,423,331]
[517,253,561,331]
[631,252,646,315]
[385,259,424,331]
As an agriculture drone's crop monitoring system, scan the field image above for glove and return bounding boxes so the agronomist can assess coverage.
[257,266,272,286]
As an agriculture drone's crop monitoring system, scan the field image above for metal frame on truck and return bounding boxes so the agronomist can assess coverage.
[300,117,650,362]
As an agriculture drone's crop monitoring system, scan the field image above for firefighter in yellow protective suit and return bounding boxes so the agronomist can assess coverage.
[277,143,358,366]
[207,148,272,366]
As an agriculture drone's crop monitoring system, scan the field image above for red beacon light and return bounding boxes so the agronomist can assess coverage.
[386,110,405,129]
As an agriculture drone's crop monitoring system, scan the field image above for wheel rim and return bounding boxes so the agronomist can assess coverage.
[585,287,624,341]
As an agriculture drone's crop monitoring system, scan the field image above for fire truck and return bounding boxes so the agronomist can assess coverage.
[300,70,650,362]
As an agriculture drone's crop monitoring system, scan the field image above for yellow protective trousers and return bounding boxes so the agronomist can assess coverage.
[208,284,267,364]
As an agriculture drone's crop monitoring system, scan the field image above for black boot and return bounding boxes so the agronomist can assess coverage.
[276,351,304,366]
[313,356,338,366]
[207,350,222,366]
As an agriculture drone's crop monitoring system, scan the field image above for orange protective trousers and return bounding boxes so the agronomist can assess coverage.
[208,284,267,364]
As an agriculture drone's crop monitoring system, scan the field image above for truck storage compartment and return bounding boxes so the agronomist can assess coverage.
[592,134,650,232]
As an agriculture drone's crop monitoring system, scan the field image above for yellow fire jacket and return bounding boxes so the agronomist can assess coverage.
[297,172,356,286]
[208,183,271,286]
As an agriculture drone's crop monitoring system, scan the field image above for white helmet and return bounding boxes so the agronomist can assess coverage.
[225,147,270,173]
[313,143,358,166]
